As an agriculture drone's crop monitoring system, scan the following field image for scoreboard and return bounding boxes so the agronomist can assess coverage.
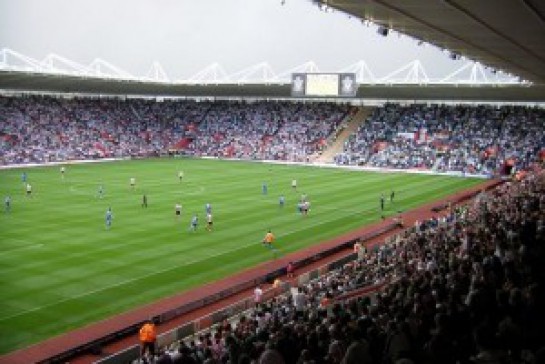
[291,73,357,97]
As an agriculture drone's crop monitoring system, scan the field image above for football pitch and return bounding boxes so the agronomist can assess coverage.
[0,158,485,353]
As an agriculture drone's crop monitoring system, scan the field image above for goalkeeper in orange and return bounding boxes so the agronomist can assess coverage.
[262,230,278,255]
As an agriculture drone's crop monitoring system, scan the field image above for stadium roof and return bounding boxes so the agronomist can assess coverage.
[1,70,544,102]
[319,0,545,84]
[1,1,544,101]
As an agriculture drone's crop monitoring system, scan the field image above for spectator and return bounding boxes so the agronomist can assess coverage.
[139,319,157,362]
[287,262,295,278]
[147,169,545,364]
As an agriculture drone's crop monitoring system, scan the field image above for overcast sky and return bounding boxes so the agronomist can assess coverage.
[0,0,474,80]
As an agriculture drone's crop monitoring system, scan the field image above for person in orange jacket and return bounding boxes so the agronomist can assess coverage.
[262,230,275,247]
[139,319,157,360]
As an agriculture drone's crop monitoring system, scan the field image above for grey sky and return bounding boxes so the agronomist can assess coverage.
[0,0,470,80]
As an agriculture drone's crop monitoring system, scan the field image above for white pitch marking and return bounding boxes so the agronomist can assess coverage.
[0,243,43,256]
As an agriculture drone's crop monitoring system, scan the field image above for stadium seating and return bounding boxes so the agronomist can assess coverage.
[136,169,545,364]
[2,97,543,176]
[3,95,544,363]
[0,96,349,165]
[336,104,545,175]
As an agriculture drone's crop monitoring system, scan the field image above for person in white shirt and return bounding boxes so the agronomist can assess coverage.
[206,213,213,231]
[175,203,182,220]
[254,285,263,308]
[293,287,307,317]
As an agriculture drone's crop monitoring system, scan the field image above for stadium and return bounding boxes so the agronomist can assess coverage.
[0,1,544,363]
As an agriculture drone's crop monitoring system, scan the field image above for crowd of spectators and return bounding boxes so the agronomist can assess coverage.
[3,96,542,175]
[141,168,545,364]
[187,101,347,161]
[0,95,202,164]
[5,95,543,362]
[0,95,349,165]
[336,104,544,175]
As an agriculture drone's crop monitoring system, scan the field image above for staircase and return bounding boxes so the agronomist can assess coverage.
[313,106,375,163]
[129,104,142,121]
[431,156,443,172]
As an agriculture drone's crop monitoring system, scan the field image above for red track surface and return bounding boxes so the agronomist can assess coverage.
[0,179,499,364]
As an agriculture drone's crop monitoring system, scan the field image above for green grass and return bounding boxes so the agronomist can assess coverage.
[0,158,485,353]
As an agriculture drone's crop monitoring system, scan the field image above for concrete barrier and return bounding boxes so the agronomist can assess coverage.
[94,345,139,364]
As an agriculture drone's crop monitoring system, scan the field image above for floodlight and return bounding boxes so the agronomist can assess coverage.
[377,26,389,36]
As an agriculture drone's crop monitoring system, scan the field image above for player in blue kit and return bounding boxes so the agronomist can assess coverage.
[279,195,285,208]
[189,214,198,231]
[105,207,113,229]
